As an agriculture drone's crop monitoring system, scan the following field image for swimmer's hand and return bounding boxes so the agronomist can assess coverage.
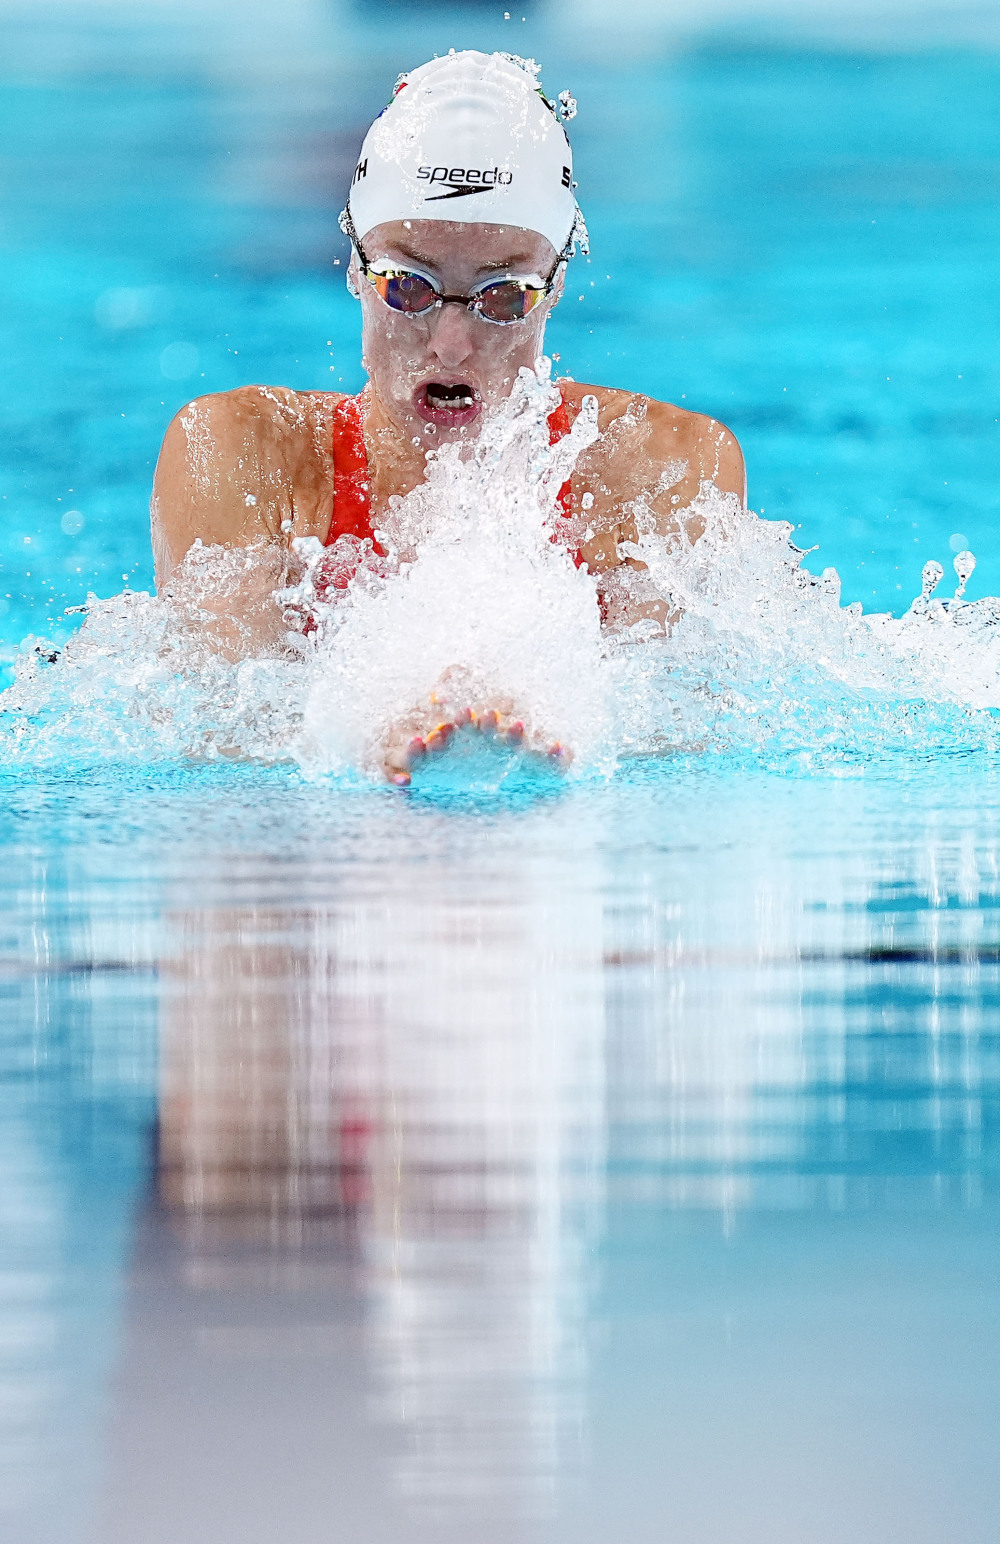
[380,701,572,787]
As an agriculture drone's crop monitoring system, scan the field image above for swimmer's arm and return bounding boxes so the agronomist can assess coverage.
[151,387,335,656]
[601,408,746,635]
[151,386,334,583]
[647,406,747,540]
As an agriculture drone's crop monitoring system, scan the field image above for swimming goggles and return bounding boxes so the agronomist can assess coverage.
[341,207,566,326]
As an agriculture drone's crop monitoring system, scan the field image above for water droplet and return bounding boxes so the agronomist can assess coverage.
[953,550,976,601]
[921,560,944,600]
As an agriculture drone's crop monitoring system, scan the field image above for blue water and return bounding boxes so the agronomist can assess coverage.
[3,3,1000,1540]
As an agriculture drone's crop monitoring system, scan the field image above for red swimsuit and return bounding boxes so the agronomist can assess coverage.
[324,391,579,563]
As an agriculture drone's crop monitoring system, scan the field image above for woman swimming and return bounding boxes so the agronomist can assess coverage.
[151,50,745,782]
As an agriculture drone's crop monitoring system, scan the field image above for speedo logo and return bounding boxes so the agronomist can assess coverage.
[417,165,513,201]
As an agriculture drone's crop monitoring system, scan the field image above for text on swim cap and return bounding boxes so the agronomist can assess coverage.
[417,166,514,191]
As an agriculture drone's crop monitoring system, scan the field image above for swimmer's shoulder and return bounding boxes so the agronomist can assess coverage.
[159,385,345,464]
[153,387,346,583]
[558,381,746,506]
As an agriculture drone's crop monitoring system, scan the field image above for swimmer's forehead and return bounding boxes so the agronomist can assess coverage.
[362,219,557,273]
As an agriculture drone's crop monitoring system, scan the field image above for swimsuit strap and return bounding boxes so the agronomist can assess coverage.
[548,393,587,570]
[327,389,576,546]
[328,392,380,548]
[547,394,575,522]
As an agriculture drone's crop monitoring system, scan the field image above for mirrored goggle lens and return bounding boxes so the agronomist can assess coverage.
[368,270,438,314]
[475,281,547,324]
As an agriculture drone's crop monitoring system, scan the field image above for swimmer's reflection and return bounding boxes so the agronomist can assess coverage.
[104,852,607,1539]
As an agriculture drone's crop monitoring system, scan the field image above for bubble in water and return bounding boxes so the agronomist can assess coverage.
[160,342,200,380]
[94,286,158,331]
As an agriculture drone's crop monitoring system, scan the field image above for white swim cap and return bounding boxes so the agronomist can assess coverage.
[344,51,584,258]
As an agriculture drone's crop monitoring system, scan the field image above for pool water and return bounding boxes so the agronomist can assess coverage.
[2,3,1000,1541]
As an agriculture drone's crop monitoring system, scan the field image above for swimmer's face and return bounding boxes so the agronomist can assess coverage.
[352,220,562,448]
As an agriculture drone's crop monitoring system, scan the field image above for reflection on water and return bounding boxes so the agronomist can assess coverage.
[140,841,606,1534]
[2,767,1000,1542]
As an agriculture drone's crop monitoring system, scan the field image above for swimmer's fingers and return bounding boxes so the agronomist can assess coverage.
[472,707,569,764]
[383,714,467,785]
[382,727,432,786]
[382,701,571,786]
[382,739,415,786]
[495,714,525,745]
[469,706,555,753]
[423,720,458,754]
[523,727,573,768]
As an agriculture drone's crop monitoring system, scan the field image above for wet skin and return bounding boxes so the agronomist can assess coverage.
[152,219,746,782]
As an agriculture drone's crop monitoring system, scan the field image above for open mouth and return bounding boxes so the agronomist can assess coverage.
[413,381,482,428]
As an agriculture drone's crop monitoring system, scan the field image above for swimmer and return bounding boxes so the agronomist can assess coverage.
[151,51,745,784]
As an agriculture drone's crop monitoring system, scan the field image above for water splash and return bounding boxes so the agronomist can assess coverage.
[291,363,607,779]
[610,488,1000,766]
[2,359,1000,778]
[0,550,308,767]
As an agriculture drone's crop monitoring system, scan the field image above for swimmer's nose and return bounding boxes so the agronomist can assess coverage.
[427,301,476,368]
